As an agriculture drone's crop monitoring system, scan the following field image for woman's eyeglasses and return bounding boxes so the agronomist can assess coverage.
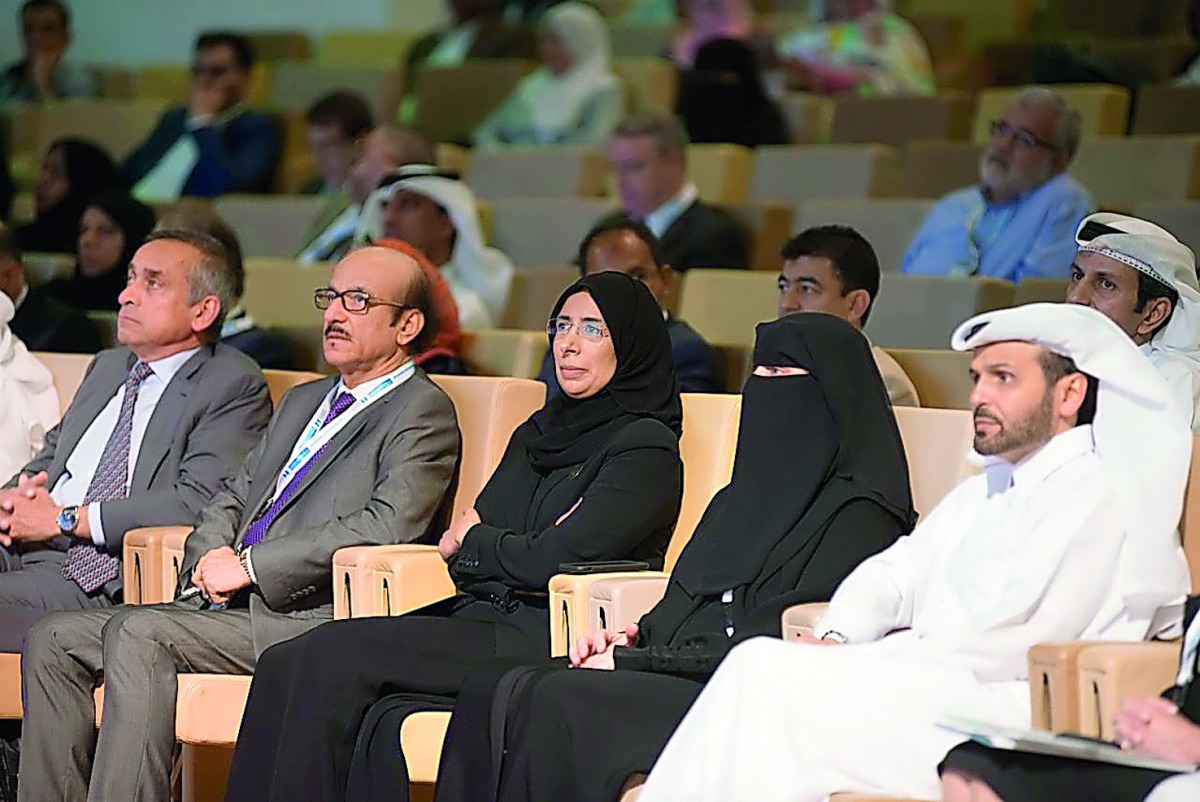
[546,317,609,343]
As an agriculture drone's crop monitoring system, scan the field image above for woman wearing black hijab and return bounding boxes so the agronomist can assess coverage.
[676,37,789,148]
[42,191,156,311]
[431,312,917,802]
[224,271,685,802]
[16,138,123,254]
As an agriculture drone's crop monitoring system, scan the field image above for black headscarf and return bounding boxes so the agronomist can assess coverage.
[676,37,789,148]
[526,271,683,473]
[16,138,123,254]
[680,312,914,594]
[45,192,156,312]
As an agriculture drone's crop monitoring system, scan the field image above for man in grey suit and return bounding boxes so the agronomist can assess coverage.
[0,229,272,652]
[17,245,462,802]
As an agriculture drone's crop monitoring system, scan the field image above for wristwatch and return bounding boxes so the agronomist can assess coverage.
[56,506,79,536]
[237,549,252,583]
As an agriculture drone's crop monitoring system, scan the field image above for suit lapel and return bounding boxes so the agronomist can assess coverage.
[130,347,210,490]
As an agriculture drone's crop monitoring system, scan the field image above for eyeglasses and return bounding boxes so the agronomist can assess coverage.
[988,120,1058,151]
[546,317,609,343]
[190,64,234,79]
[314,288,411,314]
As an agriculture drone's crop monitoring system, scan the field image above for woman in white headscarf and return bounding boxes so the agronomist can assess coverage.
[0,292,59,482]
[473,1,625,148]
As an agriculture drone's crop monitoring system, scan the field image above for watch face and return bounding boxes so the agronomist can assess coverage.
[57,507,78,532]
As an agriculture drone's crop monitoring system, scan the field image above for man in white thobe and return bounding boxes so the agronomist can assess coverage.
[1066,211,1200,431]
[638,303,1192,802]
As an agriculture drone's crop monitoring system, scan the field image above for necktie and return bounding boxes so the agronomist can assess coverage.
[61,361,154,593]
[240,391,356,548]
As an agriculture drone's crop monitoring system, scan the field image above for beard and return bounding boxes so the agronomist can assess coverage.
[973,390,1057,458]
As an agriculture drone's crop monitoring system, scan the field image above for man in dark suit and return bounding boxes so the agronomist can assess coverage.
[538,216,724,394]
[608,113,750,273]
[0,223,100,353]
[17,245,461,802]
[398,0,535,124]
[0,229,272,652]
[123,32,280,202]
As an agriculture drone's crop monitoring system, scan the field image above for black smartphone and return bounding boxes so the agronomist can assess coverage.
[557,560,652,574]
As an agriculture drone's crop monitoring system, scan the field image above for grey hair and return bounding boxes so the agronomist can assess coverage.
[614,112,690,157]
[1011,86,1083,160]
[145,228,238,342]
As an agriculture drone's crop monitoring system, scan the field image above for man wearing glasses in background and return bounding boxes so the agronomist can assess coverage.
[124,31,280,202]
[17,245,461,802]
[901,86,1093,282]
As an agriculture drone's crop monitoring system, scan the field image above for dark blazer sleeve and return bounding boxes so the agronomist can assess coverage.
[668,319,724,394]
[123,108,185,186]
[183,111,281,196]
[247,381,460,611]
[10,288,102,354]
[452,420,683,590]
[98,357,271,552]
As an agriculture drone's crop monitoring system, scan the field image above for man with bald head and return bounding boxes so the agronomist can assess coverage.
[18,246,462,802]
[902,86,1094,281]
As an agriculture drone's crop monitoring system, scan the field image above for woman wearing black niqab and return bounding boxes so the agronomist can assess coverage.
[432,311,917,802]
[224,271,685,802]
[16,138,123,254]
[676,37,790,148]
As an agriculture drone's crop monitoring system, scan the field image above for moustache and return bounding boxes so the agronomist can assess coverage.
[324,324,350,338]
[973,409,1001,426]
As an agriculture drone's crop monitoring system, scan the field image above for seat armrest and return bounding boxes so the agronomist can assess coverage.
[1077,641,1181,740]
[780,602,830,640]
[331,544,410,620]
[588,574,670,636]
[1027,641,1102,732]
[151,527,193,602]
[548,571,667,657]
[352,545,456,618]
[123,526,190,605]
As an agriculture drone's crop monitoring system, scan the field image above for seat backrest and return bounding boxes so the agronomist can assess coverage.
[469,146,608,200]
[429,376,546,518]
[606,22,673,57]
[489,198,615,268]
[893,406,976,520]
[776,91,834,144]
[1134,200,1200,262]
[884,348,974,410]
[676,269,778,346]
[214,195,326,258]
[414,60,535,144]
[973,83,1131,142]
[460,329,548,379]
[35,99,167,162]
[750,144,901,207]
[612,56,678,116]
[900,0,1034,51]
[21,252,74,286]
[865,274,1015,350]
[797,198,935,273]
[262,369,325,406]
[242,258,331,328]
[501,267,580,330]
[902,139,985,198]
[830,92,973,150]
[318,28,422,68]
[669,393,741,569]
[32,352,93,413]
[1012,278,1070,306]
[1132,84,1200,136]
[714,200,794,273]
[1071,135,1200,209]
[687,144,753,204]
[269,63,402,122]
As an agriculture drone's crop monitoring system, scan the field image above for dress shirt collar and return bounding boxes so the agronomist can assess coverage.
[143,346,200,384]
[979,171,1067,209]
[982,423,1094,497]
[643,182,699,239]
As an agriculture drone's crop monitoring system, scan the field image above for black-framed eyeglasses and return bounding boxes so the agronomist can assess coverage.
[988,119,1058,151]
[314,288,411,314]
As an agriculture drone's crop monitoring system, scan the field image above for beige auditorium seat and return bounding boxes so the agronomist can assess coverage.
[717,201,794,272]
[1071,135,1200,211]
[902,140,984,199]
[469,146,609,200]
[830,92,973,150]
[751,145,901,210]
[214,195,325,258]
[797,198,934,273]
[268,62,403,121]
[613,56,678,116]
[500,267,580,330]
[32,351,93,412]
[460,329,548,379]
[901,0,1034,52]
[414,60,535,144]
[29,99,167,164]
[676,269,779,346]
[883,349,973,411]
[1132,84,1200,136]
[262,368,324,404]
[688,144,753,204]
[317,28,422,69]
[865,275,1015,350]
[1012,278,1069,306]
[436,142,471,180]
[777,92,835,144]
[242,258,332,370]
[21,251,74,286]
[136,64,270,106]
[1134,200,1200,260]
[489,198,615,268]
[973,84,1131,143]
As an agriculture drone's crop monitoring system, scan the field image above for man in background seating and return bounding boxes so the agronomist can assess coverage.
[0,0,95,103]
[302,91,374,196]
[901,86,1093,282]
[0,222,100,354]
[778,225,919,406]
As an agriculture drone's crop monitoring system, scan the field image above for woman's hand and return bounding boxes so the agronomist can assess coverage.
[569,624,640,670]
[438,508,482,562]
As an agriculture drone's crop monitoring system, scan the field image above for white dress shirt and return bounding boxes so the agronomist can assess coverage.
[51,347,199,546]
[642,182,699,240]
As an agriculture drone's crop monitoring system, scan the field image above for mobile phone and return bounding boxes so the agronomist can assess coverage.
[558,560,651,575]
